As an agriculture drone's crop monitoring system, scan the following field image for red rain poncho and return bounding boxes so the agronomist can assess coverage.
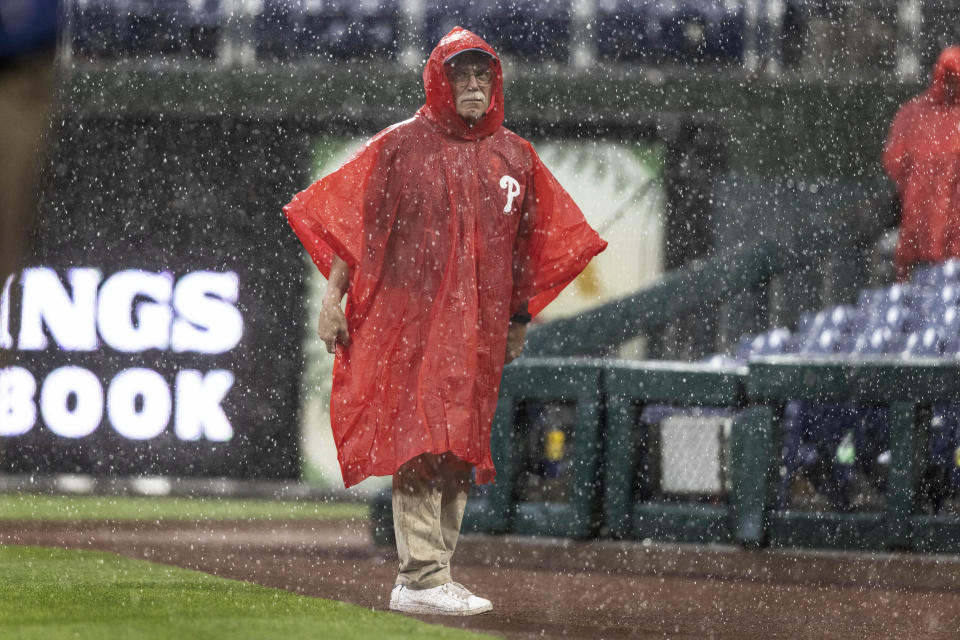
[284,27,607,487]
[884,46,960,278]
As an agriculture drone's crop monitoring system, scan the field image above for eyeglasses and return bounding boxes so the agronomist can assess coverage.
[446,64,493,87]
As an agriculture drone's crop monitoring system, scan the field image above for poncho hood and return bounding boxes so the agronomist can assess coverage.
[928,46,960,105]
[416,27,504,141]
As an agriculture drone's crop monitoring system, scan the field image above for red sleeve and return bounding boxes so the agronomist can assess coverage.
[283,138,384,278]
[512,146,608,319]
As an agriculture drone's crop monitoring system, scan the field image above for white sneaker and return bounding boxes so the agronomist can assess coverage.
[389,582,493,616]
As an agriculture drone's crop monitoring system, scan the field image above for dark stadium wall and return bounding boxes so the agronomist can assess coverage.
[61,63,922,259]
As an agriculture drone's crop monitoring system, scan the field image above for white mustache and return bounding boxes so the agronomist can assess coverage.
[458,92,485,103]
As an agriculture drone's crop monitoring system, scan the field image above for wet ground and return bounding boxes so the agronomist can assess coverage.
[2,519,958,639]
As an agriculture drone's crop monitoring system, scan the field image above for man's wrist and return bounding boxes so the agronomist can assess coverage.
[322,290,345,307]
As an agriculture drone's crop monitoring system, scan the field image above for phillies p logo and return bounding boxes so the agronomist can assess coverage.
[499,175,520,213]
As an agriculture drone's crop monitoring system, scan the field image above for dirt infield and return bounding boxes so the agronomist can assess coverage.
[2,518,959,639]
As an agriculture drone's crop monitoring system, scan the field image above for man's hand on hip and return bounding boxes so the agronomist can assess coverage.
[318,298,350,354]
[504,322,527,364]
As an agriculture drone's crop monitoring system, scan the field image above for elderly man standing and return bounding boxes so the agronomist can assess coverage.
[284,27,606,616]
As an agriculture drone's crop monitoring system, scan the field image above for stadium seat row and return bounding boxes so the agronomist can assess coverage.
[73,0,222,58]
[701,258,960,513]
[69,0,808,63]
[733,260,960,361]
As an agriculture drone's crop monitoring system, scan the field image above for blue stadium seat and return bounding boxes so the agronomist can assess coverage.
[188,0,222,58]
[595,0,659,62]
[255,0,303,60]
[857,283,915,312]
[941,282,960,307]
[127,0,209,57]
[657,0,745,64]
[770,0,808,68]
[735,327,792,361]
[901,282,960,343]
[900,327,945,358]
[802,305,859,335]
[862,304,915,334]
[701,353,742,367]
[301,0,349,58]
[127,0,177,55]
[920,282,959,309]
[851,327,900,356]
[300,0,399,60]
[943,335,960,355]
[72,0,220,60]
[427,0,571,62]
[423,1,489,54]
[725,270,960,513]
[596,0,747,64]
[485,0,571,61]
[944,305,960,328]
[912,259,960,288]
[361,0,400,57]
[915,290,954,328]
[795,327,848,355]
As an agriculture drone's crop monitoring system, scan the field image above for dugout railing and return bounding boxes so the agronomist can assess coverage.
[372,358,606,545]
[371,357,960,555]
[522,209,884,363]
[465,359,606,539]
[748,356,960,554]
[603,361,758,545]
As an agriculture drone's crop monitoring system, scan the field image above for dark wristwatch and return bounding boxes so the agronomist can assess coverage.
[509,311,532,324]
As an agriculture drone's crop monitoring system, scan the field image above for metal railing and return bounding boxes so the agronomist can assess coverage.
[526,205,886,362]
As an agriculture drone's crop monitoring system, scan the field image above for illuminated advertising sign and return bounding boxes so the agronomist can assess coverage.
[0,263,293,478]
[1,257,304,479]
[0,118,307,480]
[2,268,241,442]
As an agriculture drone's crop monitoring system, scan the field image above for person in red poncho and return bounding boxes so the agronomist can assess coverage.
[884,46,960,280]
[284,27,606,615]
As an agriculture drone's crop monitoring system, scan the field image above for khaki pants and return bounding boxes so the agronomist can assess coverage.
[392,452,472,590]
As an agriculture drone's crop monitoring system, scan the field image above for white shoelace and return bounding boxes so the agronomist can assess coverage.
[443,582,474,602]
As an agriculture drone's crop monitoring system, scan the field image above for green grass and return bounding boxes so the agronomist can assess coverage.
[0,545,495,640]
[0,493,367,522]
